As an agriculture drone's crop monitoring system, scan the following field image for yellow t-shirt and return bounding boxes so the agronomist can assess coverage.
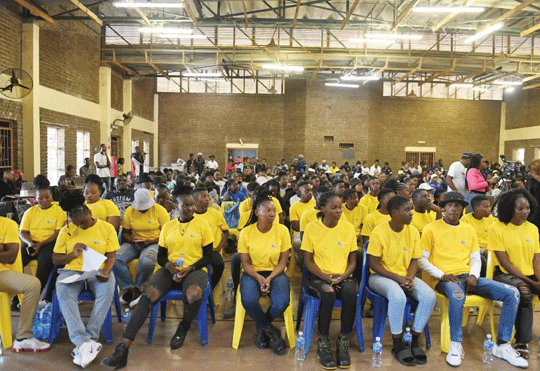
[195,208,229,250]
[421,219,479,276]
[411,210,436,234]
[290,199,317,223]
[460,213,495,249]
[53,219,120,271]
[329,166,339,174]
[299,208,319,232]
[341,203,368,237]
[86,199,120,221]
[122,204,170,241]
[158,218,214,267]
[238,223,291,271]
[301,219,357,275]
[20,204,67,242]
[361,210,391,238]
[487,220,540,276]
[359,194,379,214]
[368,222,421,276]
[239,197,283,215]
[0,217,20,272]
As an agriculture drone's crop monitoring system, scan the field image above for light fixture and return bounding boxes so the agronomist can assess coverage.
[450,83,474,88]
[340,75,380,81]
[183,72,221,77]
[158,34,205,39]
[139,27,192,34]
[114,2,185,8]
[325,83,360,88]
[365,33,423,40]
[261,64,304,72]
[349,38,397,43]
[266,38,279,52]
[412,7,484,13]
[506,87,515,93]
[493,80,522,86]
[464,22,504,43]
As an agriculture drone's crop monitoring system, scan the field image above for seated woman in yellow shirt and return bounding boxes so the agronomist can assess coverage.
[115,188,170,308]
[488,189,540,358]
[368,195,435,366]
[301,191,358,369]
[20,186,66,301]
[102,185,213,369]
[361,188,395,243]
[238,189,291,355]
[83,174,120,231]
[52,191,119,368]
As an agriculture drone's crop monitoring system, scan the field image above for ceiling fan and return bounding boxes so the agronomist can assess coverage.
[0,68,33,99]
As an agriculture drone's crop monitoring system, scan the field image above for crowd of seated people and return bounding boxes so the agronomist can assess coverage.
[2,151,540,370]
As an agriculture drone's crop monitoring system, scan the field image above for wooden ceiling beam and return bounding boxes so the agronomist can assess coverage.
[134,8,151,26]
[66,0,103,25]
[241,0,249,28]
[14,0,55,24]
[181,0,199,26]
[432,0,476,32]
[523,81,540,90]
[340,0,363,30]
[521,22,540,37]
[292,0,302,31]
[475,0,536,34]
[391,0,420,30]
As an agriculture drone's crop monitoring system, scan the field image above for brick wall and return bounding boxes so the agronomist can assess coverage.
[158,92,285,168]
[111,69,123,112]
[40,108,100,179]
[504,139,540,165]
[132,78,155,121]
[132,129,154,166]
[39,21,100,103]
[505,89,540,130]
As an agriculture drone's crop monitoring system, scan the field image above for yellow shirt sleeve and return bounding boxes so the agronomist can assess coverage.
[104,199,121,218]
[239,199,251,214]
[237,228,248,254]
[122,207,133,229]
[158,222,169,248]
[217,212,229,232]
[420,225,434,255]
[280,226,292,252]
[366,229,383,257]
[412,230,422,259]
[487,223,505,252]
[201,219,214,247]
[53,227,69,254]
[360,215,373,237]
[104,222,120,253]
[55,207,67,229]
[20,206,33,231]
[3,218,20,245]
[300,224,314,253]
[273,197,283,214]
[156,204,171,226]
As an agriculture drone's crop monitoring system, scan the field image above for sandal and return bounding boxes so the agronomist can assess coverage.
[514,343,530,360]
[411,347,427,365]
[391,348,417,367]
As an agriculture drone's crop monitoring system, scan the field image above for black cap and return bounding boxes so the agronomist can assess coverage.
[461,152,474,159]
[439,191,469,208]
[137,173,152,184]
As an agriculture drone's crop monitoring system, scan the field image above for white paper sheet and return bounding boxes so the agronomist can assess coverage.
[82,247,107,272]
[58,270,97,284]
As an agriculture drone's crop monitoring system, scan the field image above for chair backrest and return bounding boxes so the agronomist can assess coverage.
[359,241,369,296]
[485,251,494,279]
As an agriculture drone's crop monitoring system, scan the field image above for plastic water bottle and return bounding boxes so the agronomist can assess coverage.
[226,277,234,301]
[296,331,306,361]
[173,254,185,281]
[403,327,412,348]
[538,335,540,357]
[0,335,3,356]
[123,308,132,323]
[372,336,382,367]
[482,334,493,365]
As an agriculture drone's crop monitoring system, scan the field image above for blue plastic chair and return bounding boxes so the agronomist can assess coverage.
[359,243,431,349]
[296,267,365,354]
[146,264,216,345]
[48,288,114,344]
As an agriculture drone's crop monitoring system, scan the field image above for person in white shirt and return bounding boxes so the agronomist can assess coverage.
[361,161,370,175]
[319,160,329,172]
[94,144,111,191]
[370,159,382,176]
[207,155,219,171]
[446,152,472,197]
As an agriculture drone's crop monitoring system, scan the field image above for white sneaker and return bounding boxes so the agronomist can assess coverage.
[446,341,464,367]
[493,343,528,369]
[72,346,82,366]
[129,293,142,309]
[79,341,101,368]
[12,338,51,353]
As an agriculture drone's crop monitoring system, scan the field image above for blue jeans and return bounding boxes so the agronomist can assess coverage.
[56,269,116,347]
[240,271,290,329]
[369,275,436,335]
[114,242,159,290]
[465,191,484,213]
[435,274,520,342]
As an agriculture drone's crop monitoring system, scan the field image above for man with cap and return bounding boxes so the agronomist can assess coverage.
[446,153,473,196]
[194,152,205,176]
[319,160,329,172]
[411,186,441,234]
[419,192,526,368]
[207,155,219,171]
[298,154,306,174]
[114,188,171,308]
[428,173,443,193]
[137,173,154,198]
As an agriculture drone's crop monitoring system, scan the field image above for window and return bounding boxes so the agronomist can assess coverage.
[324,136,334,141]
[405,152,434,168]
[76,131,90,169]
[339,143,354,149]
[110,136,119,158]
[143,141,150,172]
[47,127,65,186]
[513,148,525,163]
[0,120,14,169]
[534,148,540,160]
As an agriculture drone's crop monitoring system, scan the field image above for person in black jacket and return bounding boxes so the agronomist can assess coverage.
[0,168,15,199]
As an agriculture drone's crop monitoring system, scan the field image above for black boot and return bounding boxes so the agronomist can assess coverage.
[336,337,351,369]
[101,342,129,369]
[262,325,287,355]
[170,321,190,349]
[317,338,337,370]
[255,326,269,349]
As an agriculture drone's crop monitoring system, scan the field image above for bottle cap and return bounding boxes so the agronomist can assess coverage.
[487,334,492,338]
[125,308,129,313]
[375,337,380,341]
[406,327,410,331]
[299,331,303,336]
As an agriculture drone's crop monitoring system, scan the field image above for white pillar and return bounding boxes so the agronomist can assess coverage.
[153,94,159,167]
[499,101,506,159]
[122,79,133,161]
[99,66,112,148]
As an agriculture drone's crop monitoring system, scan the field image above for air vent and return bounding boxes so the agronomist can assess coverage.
[339,143,354,149]
[324,136,334,141]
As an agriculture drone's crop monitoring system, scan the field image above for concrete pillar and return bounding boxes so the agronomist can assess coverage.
[99,66,112,148]
[499,101,506,160]
[122,79,133,161]
[153,94,159,167]
[21,23,40,178]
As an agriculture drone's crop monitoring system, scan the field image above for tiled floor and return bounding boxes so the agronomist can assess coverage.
[2,256,540,371]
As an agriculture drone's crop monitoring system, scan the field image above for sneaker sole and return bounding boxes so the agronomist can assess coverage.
[12,347,51,353]
[317,355,337,370]
[445,359,461,368]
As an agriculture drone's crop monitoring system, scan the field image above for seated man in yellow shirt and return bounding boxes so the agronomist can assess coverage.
[359,177,380,214]
[290,181,315,267]
[411,188,441,234]
[419,191,526,368]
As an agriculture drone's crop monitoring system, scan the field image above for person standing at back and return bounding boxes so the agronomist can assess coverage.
[446,152,472,197]
[94,144,111,192]
[130,146,145,179]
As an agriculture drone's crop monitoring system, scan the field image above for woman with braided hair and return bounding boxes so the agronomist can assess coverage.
[52,190,119,368]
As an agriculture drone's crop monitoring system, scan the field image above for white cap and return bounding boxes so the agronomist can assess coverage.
[418,183,433,191]
[132,188,155,211]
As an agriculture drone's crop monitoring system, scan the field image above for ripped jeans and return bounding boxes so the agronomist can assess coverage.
[435,274,520,343]
[114,242,159,291]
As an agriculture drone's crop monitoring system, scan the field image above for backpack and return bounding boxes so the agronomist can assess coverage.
[222,201,240,229]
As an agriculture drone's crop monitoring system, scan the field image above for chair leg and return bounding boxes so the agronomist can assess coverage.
[283,303,296,349]
[476,305,488,326]
[424,322,431,350]
[302,296,320,355]
[231,291,245,349]
[296,291,304,331]
[0,293,13,349]
[488,305,497,343]
[102,309,114,344]
[440,300,451,353]
[197,286,210,346]
[355,295,365,352]
[160,301,167,323]
[113,286,122,323]
[146,302,161,344]
[48,291,62,344]
[207,289,216,324]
